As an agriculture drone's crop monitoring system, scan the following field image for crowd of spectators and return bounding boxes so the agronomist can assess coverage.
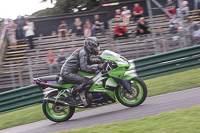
[54,14,105,40]
[2,1,199,56]
[46,49,68,73]
[113,3,148,39]
[4,16,35,50]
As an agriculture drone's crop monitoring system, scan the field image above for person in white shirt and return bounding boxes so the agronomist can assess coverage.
[24,20,35,49]
[177,0,189,17]
[121,6,131,24]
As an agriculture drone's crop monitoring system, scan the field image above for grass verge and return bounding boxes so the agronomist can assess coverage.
[60,105,200,133]
[0,68,200,130]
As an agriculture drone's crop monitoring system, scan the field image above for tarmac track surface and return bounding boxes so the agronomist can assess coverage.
[1,87,200,133]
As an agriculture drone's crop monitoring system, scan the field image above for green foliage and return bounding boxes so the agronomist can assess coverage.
[31,0,109,18]
[60,105,200,133]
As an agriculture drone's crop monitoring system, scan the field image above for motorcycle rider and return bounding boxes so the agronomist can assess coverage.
[60,37,102,98]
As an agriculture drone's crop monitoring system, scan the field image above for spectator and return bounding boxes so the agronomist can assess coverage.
[132,3,144,22]
[156,28,168,52]
[165,0,176,18]
[121,6,132,24]
[186,18,198,38]
[56,49,67,69]
[46,50,57,73]
[177,0,189,17]
[194,0,200,10]
[92,15,105,36]
[51,31,57,36]
[84,19,92,38]
[192,25,200,44]
[72,18,83,37]
[24,20,35,49]
[16,15,25,40]
[58,21,69,40]
[169,14,181,34]
[4,18,9,26]
[113,23,128,40]
[115,9,122,21]
[136,17,151,36]
[6,19,17,50]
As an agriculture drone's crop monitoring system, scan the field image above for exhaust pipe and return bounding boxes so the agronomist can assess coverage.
[44,97,69,105]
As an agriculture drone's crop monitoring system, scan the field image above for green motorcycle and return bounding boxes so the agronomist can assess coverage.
[34,50,147,122]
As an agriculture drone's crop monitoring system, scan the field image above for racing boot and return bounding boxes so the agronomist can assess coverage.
[71,83,86,96]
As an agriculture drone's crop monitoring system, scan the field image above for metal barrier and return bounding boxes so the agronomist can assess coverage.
[0,44,200,113]
[0,84,43,113]
[131,44,200,79]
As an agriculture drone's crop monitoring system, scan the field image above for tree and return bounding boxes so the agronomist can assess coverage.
[31,0,108,17]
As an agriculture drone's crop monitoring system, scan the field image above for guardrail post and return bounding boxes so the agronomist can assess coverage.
[10,61,16,89]
[17,64,23,87]
[28,57,34,84]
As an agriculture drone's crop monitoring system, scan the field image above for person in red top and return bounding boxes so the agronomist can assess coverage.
[114,23,128,40]
[133,3,144,22]
[46,50,58,73]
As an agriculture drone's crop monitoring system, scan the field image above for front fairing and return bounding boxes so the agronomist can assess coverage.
[100,50,130,78]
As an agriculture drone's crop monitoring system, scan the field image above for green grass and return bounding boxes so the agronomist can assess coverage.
[0,68,200,130]
[60,105,200,133]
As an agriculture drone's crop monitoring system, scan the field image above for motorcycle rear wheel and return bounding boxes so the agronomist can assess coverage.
[116,77,147,107]
[42,91,75,122]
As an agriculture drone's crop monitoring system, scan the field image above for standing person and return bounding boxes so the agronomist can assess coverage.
[165,0,176,18]
[7,19,17,50]
[84,19,92,38]
[72,18,83,37]
[16,15,25,40]
[113,23,128,39]
[24,20,35,49]
[156,28,168,52]
[121,6,132,24]
[176,0,189,17]
[194,0,200,10]
[58,21,69,40]
[132,3,144,22]
[91,15,105,36]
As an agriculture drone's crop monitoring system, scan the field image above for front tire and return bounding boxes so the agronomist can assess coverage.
[42,91,75,122]
[116,77,147,107]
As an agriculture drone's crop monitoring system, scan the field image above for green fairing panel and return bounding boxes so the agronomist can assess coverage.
[108,67,126,79]
[123,74,137,80]
[52,84,74,89]
[77,71,96,77]
[89,82,116,100]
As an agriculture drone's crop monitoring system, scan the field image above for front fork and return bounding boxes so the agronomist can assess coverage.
[120,79,133,94]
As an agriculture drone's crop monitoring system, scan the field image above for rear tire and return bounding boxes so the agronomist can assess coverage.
[42,91,75,122]
[116,77,147,107]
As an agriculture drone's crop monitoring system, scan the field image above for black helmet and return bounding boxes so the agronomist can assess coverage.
[84,37,100,55]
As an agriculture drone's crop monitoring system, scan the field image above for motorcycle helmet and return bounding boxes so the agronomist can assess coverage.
[84,37,100,55]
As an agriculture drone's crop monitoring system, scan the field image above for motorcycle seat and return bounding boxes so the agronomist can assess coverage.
[38,75,59,82]
[57,77,68,85]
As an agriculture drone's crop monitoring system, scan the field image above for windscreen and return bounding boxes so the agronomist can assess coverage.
[100,50,121,58]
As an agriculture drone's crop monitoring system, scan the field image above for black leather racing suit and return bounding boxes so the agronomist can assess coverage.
[60,47,101,95]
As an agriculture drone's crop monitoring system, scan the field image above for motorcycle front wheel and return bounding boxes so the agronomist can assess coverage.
[42,91,75,122]
[116,77,147,107]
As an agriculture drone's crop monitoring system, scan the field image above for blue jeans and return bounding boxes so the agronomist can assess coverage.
[17,26,25,40]
[194,0,200,9]
[91,25,105,36]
